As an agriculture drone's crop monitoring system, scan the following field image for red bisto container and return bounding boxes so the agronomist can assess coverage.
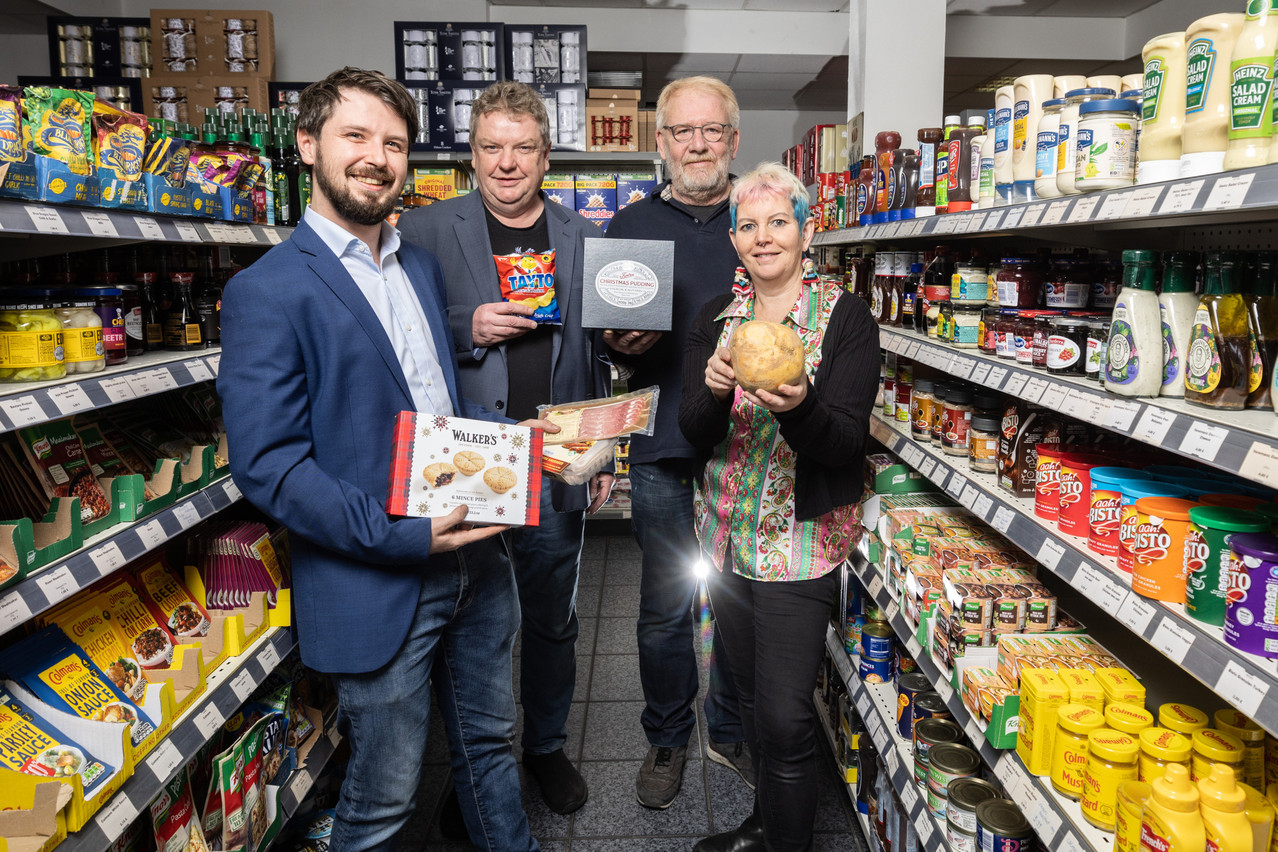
[1056,452,1112,537]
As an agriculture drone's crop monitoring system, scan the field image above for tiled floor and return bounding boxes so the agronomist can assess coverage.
[397,531,867,851]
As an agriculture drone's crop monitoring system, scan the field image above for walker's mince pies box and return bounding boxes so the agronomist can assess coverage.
[581,237,674,331]
[386,413,543,526]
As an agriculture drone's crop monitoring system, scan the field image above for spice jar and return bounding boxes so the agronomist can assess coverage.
[996,258,1045,308]
[1138,728,1192,784]
[1046,259,1092,308]
[1081,728,1139,829]
[931,382,948,445]
[1191,728,1245,783]
[941,386,974,456]
[911,378,935,440]
[954,307,982,349]
[0,298,66,383]
[968,413,1000,473]
[52,294,105,374]
[1051,704,1105,800]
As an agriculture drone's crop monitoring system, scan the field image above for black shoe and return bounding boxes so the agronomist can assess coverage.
[437,785,469,841]
[523,748,588,814]
[693,809,764,852]
[635,745,688,809]
[707,739,756,790]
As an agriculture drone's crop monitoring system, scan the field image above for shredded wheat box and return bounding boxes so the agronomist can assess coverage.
[386,413,543,526]
[541,174,575,209]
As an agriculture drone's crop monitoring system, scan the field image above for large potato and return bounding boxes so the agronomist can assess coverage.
[729,320,806,393]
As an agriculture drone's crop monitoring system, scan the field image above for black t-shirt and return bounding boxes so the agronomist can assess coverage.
[485,204,554,421]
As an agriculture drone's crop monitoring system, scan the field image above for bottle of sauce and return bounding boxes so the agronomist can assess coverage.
[1035,99,1066,199]
[162,271,204,351]
[856,155,876,226]
[1245,251,1278,408]
[1225,0,1278,170]
[1058,88,1117,196]
[1014,74,1054,202]
[1055,75,1087,98]
[1139,764,1205,852]
[1182,13,1246,177]
[1138,31,1190,184]
[900,149,921,220]
[1106,249,1164,397]
[1089,75,1124,94]
[1123,73,1146,93]
[916,127,942,215]
[1198,765,1253,852]
[978,109,997,208]
[936,115,962,215]
[135,271,164,351]
[1185,251,1251,410]
[993,85,1015,204]
[947,126,980,213]
[1159,251,1200,398]
[874,131,901,224]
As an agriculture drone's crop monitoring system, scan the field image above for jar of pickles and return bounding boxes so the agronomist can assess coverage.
[52,293,105,374]
[0,298,66,383]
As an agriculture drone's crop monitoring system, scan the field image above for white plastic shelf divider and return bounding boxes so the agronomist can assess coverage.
[844,554,1111,852]
[826,625,951,852]
[0,200,293,246]
[58,627,296,852]
[870,411,1278,737]
[811,164,1277,247]
[0,350,221,434]
[878,327,1278,489]
[0,476,244,638]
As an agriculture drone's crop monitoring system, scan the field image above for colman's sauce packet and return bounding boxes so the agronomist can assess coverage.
[0,683,115,798]
[495,251,561,324]
[92,100,148,181]
[24,86,93,175]
[0,85,24,163]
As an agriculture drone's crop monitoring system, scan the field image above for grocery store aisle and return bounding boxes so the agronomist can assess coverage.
[396,531,867,851]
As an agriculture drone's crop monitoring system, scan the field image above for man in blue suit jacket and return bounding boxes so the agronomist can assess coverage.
[399,81,611,816]
[218,67,541,852]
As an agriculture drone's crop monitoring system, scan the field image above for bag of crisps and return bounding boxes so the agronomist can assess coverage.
[0,85,25,163]
[24,86,93,175]
[93,100,148,182]
[495,251,561,324]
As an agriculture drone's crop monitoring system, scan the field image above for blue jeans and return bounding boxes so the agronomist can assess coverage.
[509,477,584,754]
[629,459,743,747]
[329,540,538,852]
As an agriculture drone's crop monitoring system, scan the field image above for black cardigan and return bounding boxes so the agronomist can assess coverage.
[677,290,881,522]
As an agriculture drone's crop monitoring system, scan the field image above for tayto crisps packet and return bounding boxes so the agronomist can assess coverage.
[495,251,561,324]
[92,101,147,182]
[25,86,93,176]
[0,85,24,163]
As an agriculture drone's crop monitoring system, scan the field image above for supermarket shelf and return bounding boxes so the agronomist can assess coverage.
[879,327,1278,489]
[276,722,342,822]
[0,475,244,638]
[813,690,859,813]
[410,150,662,166]
[811,163,1278,247]
[869,411,1278,738]
[825,625,950,852]
[0,200,292,246]
[59,626,296,852]
[0,349,221,434]
[589,506,631,520]
[845,554,1112,852]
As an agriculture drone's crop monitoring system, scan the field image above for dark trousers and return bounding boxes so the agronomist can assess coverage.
[706,563,840,852]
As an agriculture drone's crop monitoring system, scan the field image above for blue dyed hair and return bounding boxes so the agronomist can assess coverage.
[729,161,810,230]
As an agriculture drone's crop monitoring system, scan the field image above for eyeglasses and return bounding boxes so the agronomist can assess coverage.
[661,122,732,143]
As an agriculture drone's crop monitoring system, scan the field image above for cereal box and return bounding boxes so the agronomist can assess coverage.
[541,173,574,209]
[386,413,542,526]
[616,173,656,210]
[574,173,617,230]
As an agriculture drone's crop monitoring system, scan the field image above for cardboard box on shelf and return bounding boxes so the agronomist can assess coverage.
[393,22,506,83]
[586,90,640,153]
[542,174,575,209]
[45,17,153,79]
[144,74,270,122]
[504,24,587,87]
[149,9,275,77]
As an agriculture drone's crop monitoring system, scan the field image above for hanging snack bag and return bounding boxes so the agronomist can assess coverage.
[0,684,115,797]
[151,767,210,852]
[0,85,24,163]
[24,86,93,175]
[495,251,561,324]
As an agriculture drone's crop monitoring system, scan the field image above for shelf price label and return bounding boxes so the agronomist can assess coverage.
[1020,204,1045,227]
[1215,660,1268,718]
[1097,190,1135,220]
[1151,617,1195,664]
[1123,186,1163,218]
[230,669,256,702]
[35,566,77,606]
[1068,196,1100,222]
[992,506,1015,534]
[973,494,993,521]
[899,780,919,811]
[1133,407,1177,444]
[25,205,69,233]
[1001,207,1025,229]
[885,602,900,622]
[1023,785,1062,841]
[916,815,935,847]
[1022,377,1048,403]
[1204,173,1256,211]
[1104,400,1142,433]
[47,383,93,415]
[265,229,284,245]
[985,209,1006,230]
[867,575,884,599]
[96,791,139,838]
[936,680,953,703]
[0,396,45,428]
[175,221,202,242]
[146,738,183,781]
[1058,834,1086,852]
[89,541,126,576]
[987,366,1008,389]
[1242,442,1278,487]
[193,702,224,739]
[133,216,165,240]
[970,362,992,385]
[1041,199,1071,225]
[1003,373,1028,397]
[1065,389,1106,424]
[259,640,282,674]
[0,592,33,632]
[1178,421,1228,463]
[958,483,977,509]
[1078,563,1127,616]
[173,500,202,530]
[1117,592,1157,635]
[918,458,937,478]
[99,376,137,403]
[82,211,120,237]
[1157,179,1205,215]
[1038,383,1069,410]
[183,359,215,383]
[1035,539,1066,571]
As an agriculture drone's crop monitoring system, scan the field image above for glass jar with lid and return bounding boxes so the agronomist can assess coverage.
[51,292,105,374]
[1086,320,1109,381]
[0,297,67,383]
[911,378,935,439]
[980,306,1002,352]
[1046,259,1092,309]
[75,285,128,366]
[969,412,1000,473]
[1014,313,1036,364]
[996,257,1045,308]
[951,262,988,306]
[1047,317,1090,376]
[1075,98,1140,192]
[941,386,974,456]
[938,301,955,343]
[954,307,982,349]
[995,310,1020,359]
[1092,258,1122,309]
[925,300,944,339]
[931,382,948,445]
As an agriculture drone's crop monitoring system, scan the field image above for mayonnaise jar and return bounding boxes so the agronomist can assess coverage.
[1182,13,1245,177]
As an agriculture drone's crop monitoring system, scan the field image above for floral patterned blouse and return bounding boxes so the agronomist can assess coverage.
[693,266,863,582]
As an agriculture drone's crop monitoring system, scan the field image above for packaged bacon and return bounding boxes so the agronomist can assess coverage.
[495,251,561,324]
[537,386,659,445]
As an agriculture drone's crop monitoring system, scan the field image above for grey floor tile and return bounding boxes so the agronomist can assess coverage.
[594,616,639,655]
[814,832,870,851]
[582,536,609,560]
[577,584,603,617]
[704,758,755,833]
[581,700,651,761]
[571,758,711,838]
[579,558,607,586]
[599,584,641,617]
[577,615,599,653]
[588,653,646,701]
[606,535,643,560]
[604,554,643,584]
[571,840,697,851]
[517,763,573,840]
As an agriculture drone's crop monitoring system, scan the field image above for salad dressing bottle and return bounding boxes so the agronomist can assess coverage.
[1185,252,1251,410]
[1159,252,1200,397]
[1245,251,1278,408]
[1106,250,1164,397]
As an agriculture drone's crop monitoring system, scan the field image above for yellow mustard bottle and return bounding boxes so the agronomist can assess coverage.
[1141,728,1193,784]
[1195,729,1248,783]
[1240,782,1275,852]
[1116,781,1154,852]
[1053,704,1106,799]
[1216,708,1267,790]
[1200,764,1253,852]
[1140,763,1206,852]
[1160,703,1210,738]
[1267,734,1278,789]
[1084,728,1141,830]
[1108,703,1156,737]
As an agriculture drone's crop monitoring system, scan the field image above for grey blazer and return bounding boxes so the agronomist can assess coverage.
[398,191,611,512]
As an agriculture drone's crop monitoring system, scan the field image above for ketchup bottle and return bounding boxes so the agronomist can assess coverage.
[856,155,876,226]
[873,131,901,223]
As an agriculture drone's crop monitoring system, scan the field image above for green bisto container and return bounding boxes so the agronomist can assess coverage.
[1184,506,1270,626]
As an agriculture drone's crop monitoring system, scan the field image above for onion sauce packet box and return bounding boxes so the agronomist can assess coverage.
[0,682,116,799]
[386,413,543,526]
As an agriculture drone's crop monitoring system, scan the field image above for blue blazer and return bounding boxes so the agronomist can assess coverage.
[398,192,611,512]
[217,218,503,675]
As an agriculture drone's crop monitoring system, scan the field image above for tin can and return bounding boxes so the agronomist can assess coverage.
[927,743,981,815]
[896,673,932,739]
[896,644,918,679]
[976,799,1033,852]
[947,825,977,852]
[865,597,888,624]
[859,654,894,684]
[947,777,1001,835]
[914,718,965,787]
[861,622,895,660]
[913,691,951,727]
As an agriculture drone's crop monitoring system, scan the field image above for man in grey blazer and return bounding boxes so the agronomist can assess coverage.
[399,81,612,817]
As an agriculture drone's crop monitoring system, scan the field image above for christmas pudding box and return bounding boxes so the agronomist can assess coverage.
[581,237,674,331]
[386,413,543,526]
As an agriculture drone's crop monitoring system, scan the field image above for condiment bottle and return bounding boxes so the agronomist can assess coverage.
[135,271,164,351]
[1245,251,1278,408]
[1123,73,1146,93]
[1057,88,1117,195]
[1239,783,1275,852]
[936,115,962,214]
[1215,709,1266,791]
[1052,704,1106,800]
[856,155,876,226]
[1193,729,1246,784]
[874,131,901,223]
[1159,703,1210,738]
[1083,728,1140,830]
[916,127,943,214]
[1116,781,1154,852]
[967,116,987,209]
[1182,13,1247,177]
[162,271,204,351]
[1140,728,1194,784]
[1199,766,1251,852]
[1140,763,1205,852]
[899,148,921,220]
[1035,99,1066,199]
[993,84,1015,203]
[1225,0,1278,171]
[1013,74,1054,201]
[1138,32,1190,184]
[1055,75,1087,98]
[978,108,997,208]
[1186,252,1251,410]
[1159,251,1200,397]
[1106,249,1164,397]
[946,126,980,212]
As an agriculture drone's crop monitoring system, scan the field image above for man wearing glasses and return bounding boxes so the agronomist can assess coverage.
[603,76,751,810]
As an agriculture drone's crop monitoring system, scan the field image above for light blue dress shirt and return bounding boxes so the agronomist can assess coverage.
[304,208,454,416]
